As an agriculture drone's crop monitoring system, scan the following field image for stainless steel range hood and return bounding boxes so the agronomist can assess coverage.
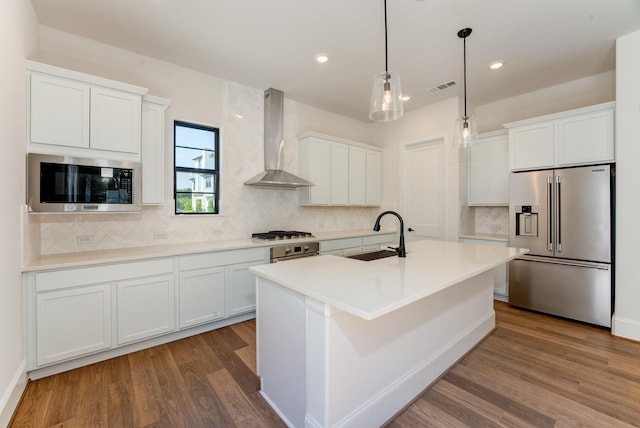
[244,88,313,188]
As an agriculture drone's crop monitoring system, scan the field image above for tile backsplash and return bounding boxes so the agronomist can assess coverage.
[474,206,509,235]
[459,205,509,237]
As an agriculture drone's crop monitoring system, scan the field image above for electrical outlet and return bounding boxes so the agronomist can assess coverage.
[153,231,168,240]
[76,235,94,245]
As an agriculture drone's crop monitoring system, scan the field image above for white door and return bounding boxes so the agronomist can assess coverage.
[401,138,445,241]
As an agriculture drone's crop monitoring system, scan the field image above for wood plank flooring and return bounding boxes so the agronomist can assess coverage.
[10,302,640,427]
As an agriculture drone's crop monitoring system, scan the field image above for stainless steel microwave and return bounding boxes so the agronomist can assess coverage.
[27,153,141,213]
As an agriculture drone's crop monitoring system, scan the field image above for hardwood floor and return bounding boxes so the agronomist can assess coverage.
[10,302,640,427]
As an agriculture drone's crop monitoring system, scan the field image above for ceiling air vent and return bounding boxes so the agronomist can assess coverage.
[428,80,456,93]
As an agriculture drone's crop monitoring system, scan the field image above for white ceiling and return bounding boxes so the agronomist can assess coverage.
[30,0,640,122]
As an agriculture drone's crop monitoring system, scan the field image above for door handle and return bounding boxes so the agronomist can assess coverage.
[547,175,553,252]
[408,228,414,232]
[556,175,562,252]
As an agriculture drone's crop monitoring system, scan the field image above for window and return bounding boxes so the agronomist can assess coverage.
[174,121,219,214]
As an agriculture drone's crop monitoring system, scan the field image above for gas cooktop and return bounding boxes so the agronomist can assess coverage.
[252,230,315,241]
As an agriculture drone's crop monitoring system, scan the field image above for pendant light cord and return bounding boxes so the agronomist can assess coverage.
[463,33,467,118]
[384,0,389,73]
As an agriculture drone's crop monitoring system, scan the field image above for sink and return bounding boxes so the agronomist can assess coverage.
[345,249,398,261]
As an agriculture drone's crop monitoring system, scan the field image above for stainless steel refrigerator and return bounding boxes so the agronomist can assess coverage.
[508,164,614,327]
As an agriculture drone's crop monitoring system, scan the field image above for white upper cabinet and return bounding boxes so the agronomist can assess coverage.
[556,109,614,166]
[30,73,90,149]
[141,95,170,205]
[365,149,382,206]
[331,142,349,205]
[298,132,382,207]
[468,131,509,206]
[506,102,615,171]
[89,86,141,153]
[299,136,332,205]
[27,60,147,158]
[348,146,366,206]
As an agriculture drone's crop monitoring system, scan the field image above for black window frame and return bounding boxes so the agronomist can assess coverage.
[174,120,220,215]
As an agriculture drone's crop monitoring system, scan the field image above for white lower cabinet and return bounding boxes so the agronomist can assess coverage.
[227,261,260,316]
[459,238,508,298]
[179,267,226,328]
[36,283,112,367]
[117,274,175,344]
[320,233,396,255]
[177,247,267,329]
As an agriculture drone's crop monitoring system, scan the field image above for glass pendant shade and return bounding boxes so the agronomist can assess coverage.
[454,115,479,148]
[369,71,404,121]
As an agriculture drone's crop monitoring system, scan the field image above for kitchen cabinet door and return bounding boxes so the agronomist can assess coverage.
[348,146,366,205]
[556,109,614,166]
[320,237,363,255]
[468,132,509,205]
[331,142,349,205]
[117,274,175,344]
[227,261,261,316]
[299,137,331,205]
[30,72,90,148]
[299,132,383,207]
[36,283,112,366]
[508,121,555,171]
[141,96,170,205]
[179,267,226,328]
[366,149,382,206]
[90,86,141,153]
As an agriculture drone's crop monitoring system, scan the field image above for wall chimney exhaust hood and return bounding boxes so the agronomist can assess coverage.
[244,88,313,188]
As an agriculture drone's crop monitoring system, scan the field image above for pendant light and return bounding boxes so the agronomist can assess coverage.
[454,27,479,148]
[369,0,403,121]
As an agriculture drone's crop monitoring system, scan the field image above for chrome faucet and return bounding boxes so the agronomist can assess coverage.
[373,211,407,257]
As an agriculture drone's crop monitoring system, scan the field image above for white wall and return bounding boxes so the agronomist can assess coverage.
[26,27,378,257]
[0,1,39,424]
[475,70,615,133]
[613,30,640,341]
[374,97,460,241]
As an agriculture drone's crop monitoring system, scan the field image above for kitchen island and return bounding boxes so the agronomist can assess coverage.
[250,239,527,428]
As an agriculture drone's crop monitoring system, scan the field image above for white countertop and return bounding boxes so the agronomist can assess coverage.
[251,239,528,321]
[22,229,397,272]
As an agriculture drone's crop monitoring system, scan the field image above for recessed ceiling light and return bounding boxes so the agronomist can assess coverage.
[489,61,504,70]
[234,113,244,119]
[314,53,329,64]
[401,95,411,101]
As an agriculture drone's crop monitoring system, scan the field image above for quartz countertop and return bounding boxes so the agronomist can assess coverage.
[250,239,528,320]
[22,229,397,272]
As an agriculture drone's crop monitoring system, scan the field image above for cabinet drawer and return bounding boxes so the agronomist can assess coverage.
[35,258,174,292]
[178,247,267,271]
[320,237,362,252]
[362,233,396,246]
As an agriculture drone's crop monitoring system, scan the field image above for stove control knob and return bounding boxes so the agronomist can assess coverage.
[285,247,291,254]
[303,245,309,251]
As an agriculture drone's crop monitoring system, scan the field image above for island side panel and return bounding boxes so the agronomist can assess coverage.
[305,270,495,428]
[256,277,307,427]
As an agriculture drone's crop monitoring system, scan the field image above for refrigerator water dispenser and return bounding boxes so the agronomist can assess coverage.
[515,205,539,237]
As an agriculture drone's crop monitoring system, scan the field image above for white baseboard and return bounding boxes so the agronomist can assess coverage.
[0,359,27,428]
[612,314,640,342]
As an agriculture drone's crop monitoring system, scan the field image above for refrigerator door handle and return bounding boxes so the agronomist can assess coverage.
[517,255,610,270]
[547,175,553,252]
[556,175,562,252]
